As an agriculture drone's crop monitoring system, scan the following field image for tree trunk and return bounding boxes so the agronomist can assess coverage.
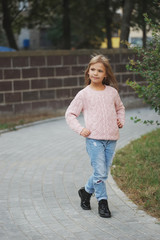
[1,0,18,50]
[142,0,147,48]
[120,0,134,48]
[106,21,112,49]
[105,0,112,49]
[62,0,71,49]
[142,21,146,48]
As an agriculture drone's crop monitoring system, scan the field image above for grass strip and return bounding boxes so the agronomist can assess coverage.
[0,112,63,131]
[111,128,160,220]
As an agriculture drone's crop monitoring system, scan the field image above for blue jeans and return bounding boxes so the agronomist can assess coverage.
[85,138,117,201]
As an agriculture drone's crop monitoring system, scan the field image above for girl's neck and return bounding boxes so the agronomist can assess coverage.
[90,83,105,91]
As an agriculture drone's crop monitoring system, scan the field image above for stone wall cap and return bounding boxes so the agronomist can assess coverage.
[0,48,133,57]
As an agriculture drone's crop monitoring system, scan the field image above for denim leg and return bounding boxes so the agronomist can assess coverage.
[85,138,116,201]
[105,140,117,176]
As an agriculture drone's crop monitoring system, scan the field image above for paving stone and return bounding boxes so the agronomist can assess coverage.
[0,108,160,239]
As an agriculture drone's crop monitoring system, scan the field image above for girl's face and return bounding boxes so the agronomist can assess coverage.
[88,62,107,86]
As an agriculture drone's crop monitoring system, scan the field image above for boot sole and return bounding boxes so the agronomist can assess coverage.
[99,213,111,218]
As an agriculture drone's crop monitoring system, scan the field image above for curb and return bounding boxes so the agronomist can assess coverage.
[0,116,65,135]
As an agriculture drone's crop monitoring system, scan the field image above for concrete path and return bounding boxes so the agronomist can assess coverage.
[0,108,160,240]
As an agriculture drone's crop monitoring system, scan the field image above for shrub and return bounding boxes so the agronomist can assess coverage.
[126,14,160,124]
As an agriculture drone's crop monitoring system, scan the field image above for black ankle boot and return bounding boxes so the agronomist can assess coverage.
[98,199,111,218]
[78,187,92,210]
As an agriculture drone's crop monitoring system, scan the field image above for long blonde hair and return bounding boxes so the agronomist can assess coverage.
[84,54,118,91]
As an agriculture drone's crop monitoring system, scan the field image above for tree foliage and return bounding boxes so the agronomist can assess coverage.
[0,0,160,50]
[126,14,160,117]
[27,0,119,49]
[130,0,160,48]
[0,0,30,49]
[0,0,122,49]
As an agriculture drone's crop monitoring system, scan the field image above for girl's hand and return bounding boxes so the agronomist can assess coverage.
[117,119,123,128]
[80,128,91,137]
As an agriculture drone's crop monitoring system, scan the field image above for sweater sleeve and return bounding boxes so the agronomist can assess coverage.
[115,92,125,126]
[65,92,84,134]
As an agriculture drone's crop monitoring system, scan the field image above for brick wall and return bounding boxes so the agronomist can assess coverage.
[0,49,143,116]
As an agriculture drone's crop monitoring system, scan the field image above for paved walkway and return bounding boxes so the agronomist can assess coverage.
[0,108,160,240]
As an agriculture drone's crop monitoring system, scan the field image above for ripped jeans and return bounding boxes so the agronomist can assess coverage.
[85,138,117,201]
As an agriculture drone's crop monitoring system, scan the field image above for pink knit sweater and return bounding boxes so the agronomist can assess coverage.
[65,85,125,140]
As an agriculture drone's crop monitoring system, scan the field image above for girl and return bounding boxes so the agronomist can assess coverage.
[65,54,125,218]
